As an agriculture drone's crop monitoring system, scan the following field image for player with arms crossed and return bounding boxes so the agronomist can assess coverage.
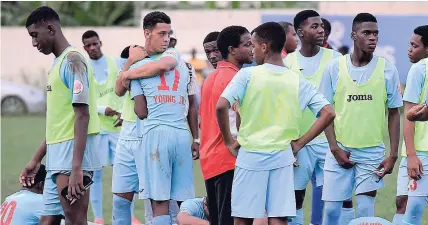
[319,13,402,225]
[393,25,428,225]
[21,6,101,225]
[126,11,194,225]
[398,25,428,225]
[3,164,47,225]
[216,21,335,225]
[284,10,349,225]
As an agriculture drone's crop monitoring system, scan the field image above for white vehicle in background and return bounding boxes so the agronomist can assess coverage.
[1,80,46,115]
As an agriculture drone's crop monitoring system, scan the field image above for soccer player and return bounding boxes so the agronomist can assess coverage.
[81,29,129,225]
[127,11,194,225]
[199,25,253,225]
[321,18,333,49]
[278,21,298,58]
[177,197,209,225]
[284,10,347,225]
[4,164,46,225]
[203,31,222,69]
[22,6,101,225]
[319,13,402,225]
[396,25,428,225]
[216,21,335,225]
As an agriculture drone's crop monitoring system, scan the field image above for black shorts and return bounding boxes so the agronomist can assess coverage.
[205,169,234,225]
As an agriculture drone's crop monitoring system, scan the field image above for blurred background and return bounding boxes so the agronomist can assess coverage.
[1,2,428,224]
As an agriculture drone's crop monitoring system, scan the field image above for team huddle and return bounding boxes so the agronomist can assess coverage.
[1,5,428,225]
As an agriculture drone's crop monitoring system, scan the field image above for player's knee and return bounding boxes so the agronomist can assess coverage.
[151,199,170,216]
[396,195,408,214]
[114,192,134,202]
[323,201,342,222]
[342,199,353,208]
[295,189,306,209]
[359,190,377,198]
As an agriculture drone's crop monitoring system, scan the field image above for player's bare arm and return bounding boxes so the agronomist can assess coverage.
[403,102,424,180]
[188,95,200,160]
[20,138,46,187]
[291,105,336,154]
[407,104,428,121]
[376,108,400,178]
[177,212,209,225]
[216,97,240,157]
[325,122,355,169]
[123,56,178,81]
[68,52,90,199]
[134,94,148,120]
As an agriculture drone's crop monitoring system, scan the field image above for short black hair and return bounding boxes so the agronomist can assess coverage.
[25,6,60,28]
[322,18,331,33]
[203,31,220,44]
[26,164,47,189]
[252,22,285,53]
[352,13,377,30]
[143,11,171,30]
[293,10,320,30]
[82,30,99,42]
[278,21,293,34]
[120,45,140,59]
[414,25,428,47]
[217,26,249,59]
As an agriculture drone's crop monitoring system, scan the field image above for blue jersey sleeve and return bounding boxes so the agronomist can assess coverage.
[60,52,90,105]
[220,68,252,108]
[130,79,144,100]
[384,60,403,108]
[318,59,340,104]
[403,61,426,104]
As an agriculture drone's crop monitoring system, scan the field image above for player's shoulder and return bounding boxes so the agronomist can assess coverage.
[410,58,427,71]
[376,56,398,75]
[65,50,87,64]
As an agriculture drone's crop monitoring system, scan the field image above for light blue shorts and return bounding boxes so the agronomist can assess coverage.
[98,132,119,167]
[402,153,428,197]
[46,134,102,171]
[397,157,409,196]
[112,138,142,194]
[137,126,194,201]
[294,142,328,190]
[231,165,296,218]
[42,170,92,216]
[322,143,385,201]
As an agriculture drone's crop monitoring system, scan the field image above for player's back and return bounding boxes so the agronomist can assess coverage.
[1,190,43,225]
[141,62,189,132]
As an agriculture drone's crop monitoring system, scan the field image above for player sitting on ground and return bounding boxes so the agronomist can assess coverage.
[3,164,47,225]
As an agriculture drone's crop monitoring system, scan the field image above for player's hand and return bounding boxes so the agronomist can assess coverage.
[331,146,355,169]
[291,139,304,155]
[129,46,147,63]
[191,142,200,160]
[114,116,123,127]
[226,140,240,158]
[105,107,119,117]
[19,160,41,187]
[375,156,398,178]
[119,71,131,89]
[68,168,85,200]
[407,154,424,180]
[406,104,427,121]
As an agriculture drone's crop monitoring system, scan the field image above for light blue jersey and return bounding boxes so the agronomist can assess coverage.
[130,51,189,134]
[179,197,208,220]
[221,64,330,170]
[403,59,426,104]
[1,190,44,225]
[284,48,342,77]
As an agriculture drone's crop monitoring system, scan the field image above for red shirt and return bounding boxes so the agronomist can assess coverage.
[199,61,238,180]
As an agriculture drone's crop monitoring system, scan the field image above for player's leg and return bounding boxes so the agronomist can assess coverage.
[169,200,180,224]
[112,138,140,225]
[339,199,354,225]
[39,171,64,225]
[205,176,219,225]
[291,146,315,225]
[144,199,154,225]
[310,172,323,225]
[322,150,355,225]
[232,166,268,225]
[266,165,296,225]
[394,158,409,225]
[55,171,92,225]
[214,170,234,225]
[91,133,108,224]
[402,196,428,225]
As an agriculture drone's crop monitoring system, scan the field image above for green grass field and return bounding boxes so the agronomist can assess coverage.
[1,115,427,225]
